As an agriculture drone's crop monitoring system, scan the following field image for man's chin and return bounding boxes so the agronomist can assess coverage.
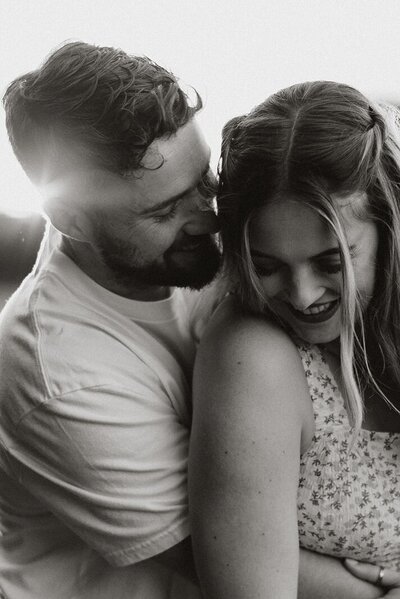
[170,269,219,290]
[150,261,220,289]
[137,249,221,290]
[101,238,221,291]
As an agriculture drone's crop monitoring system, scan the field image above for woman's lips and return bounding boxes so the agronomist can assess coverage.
[288,299,340,323]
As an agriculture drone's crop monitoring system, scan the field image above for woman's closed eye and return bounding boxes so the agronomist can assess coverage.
[253,263,281,277]
[253,260,344,278]
[316,260,342,274]
[316,248,357,274]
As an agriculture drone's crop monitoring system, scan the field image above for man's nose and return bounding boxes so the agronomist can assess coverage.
[196,194,216,212]
[183,193,220,235]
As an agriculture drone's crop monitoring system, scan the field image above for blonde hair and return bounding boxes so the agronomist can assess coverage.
[218,81,400,432]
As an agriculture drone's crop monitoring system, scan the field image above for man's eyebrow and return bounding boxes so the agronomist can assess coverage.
[250,246,355,259]
[140,163,211,215]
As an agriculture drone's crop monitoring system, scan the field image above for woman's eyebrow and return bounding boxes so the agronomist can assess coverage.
[314,245,355,258]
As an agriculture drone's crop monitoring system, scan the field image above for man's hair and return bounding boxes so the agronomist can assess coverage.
[3,41,202,179]
[217,80,400,434]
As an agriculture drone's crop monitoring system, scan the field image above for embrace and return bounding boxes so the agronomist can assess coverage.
[1,41,400,599]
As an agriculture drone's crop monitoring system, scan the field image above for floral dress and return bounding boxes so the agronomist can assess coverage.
[297,343,400,570]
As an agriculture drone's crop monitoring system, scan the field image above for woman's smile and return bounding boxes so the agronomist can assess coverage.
[287,298,341,323]
[249,196,378,345]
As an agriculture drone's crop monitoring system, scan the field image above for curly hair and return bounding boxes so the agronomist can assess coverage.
[3,41,202,179]
[217,81,400,433]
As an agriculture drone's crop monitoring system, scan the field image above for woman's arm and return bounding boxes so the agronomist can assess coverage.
[189,303,313,599]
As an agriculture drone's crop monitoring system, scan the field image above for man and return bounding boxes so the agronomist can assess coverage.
[0,41,384,599]
[0,41,220,599]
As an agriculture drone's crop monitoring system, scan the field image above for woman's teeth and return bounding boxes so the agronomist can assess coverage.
[287,299,340,323]
[300,301,336,315]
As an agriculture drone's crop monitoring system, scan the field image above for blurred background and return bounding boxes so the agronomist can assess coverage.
[1,0,400,307]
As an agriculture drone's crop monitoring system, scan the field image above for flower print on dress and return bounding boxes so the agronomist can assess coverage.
[297,343,400,570]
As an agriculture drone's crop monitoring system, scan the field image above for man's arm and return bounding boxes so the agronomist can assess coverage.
[14,379,193,567]
[154,537,199,585]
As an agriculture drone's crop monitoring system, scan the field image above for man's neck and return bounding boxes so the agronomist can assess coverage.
[60,236,170,302]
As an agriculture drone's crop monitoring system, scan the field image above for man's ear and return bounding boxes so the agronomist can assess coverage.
[43,198,93,243]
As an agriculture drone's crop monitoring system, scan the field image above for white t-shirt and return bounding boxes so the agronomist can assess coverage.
[0,246,218,599]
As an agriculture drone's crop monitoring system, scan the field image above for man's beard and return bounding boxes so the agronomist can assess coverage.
[93,228,221,291]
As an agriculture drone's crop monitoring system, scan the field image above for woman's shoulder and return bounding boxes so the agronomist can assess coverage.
[194,296,315,451]
[199,295,299,365]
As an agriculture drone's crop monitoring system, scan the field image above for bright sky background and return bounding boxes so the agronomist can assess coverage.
[2,0,400,215]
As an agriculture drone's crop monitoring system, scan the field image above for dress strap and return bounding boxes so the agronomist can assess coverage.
[296,343,349,431]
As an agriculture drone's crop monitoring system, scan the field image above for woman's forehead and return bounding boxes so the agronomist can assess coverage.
[249,192,373,256]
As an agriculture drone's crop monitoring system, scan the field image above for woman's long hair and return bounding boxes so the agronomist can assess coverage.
[218,81,400,432]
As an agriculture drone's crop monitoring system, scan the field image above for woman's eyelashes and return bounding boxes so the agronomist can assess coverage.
[316,260,342,274]
[252,245,359,278]
[253,264,280,277]
[316,248,358,274]
[253,260,344,278]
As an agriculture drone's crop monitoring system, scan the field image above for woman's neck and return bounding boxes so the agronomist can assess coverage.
[319,337,340,360]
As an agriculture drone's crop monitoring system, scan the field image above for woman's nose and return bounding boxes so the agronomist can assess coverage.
[286,269,324,311]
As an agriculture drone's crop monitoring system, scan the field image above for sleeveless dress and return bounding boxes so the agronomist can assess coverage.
[297,343,400,570]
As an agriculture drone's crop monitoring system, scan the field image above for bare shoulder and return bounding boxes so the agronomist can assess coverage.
[191,299,313,599]
[194,297,314,447]
[198,296,303,373]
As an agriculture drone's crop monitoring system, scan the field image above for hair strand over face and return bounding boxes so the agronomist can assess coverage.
[217,80,400,434]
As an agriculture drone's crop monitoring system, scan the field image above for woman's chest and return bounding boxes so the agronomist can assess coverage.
[298,429,400,568]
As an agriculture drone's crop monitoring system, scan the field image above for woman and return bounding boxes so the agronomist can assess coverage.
[189,81,400,598]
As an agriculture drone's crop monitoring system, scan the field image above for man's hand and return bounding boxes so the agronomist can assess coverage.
[298,549,383,599]
[153,537,199,584]
[345,559,400,598]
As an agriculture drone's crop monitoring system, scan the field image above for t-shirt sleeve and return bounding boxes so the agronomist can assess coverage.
[11,377,191,566]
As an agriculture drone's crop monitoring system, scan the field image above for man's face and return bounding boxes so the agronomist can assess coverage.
[58,120,221,293]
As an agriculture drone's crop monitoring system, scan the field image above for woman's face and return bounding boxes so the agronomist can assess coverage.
[248,193,379,345]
